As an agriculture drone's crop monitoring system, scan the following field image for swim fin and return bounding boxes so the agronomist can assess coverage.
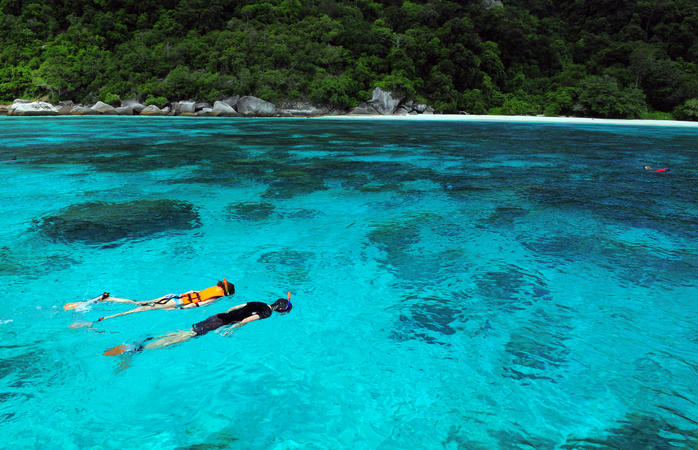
[64,292,109,311]
[103,339,149,356]
[104,344,128,356]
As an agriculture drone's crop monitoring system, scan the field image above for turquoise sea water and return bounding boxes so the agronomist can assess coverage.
[0,116,697,448]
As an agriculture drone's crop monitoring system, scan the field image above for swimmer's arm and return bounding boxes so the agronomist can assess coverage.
[224,303,248,313]
[233,314,259,327]
[217,314,259,336]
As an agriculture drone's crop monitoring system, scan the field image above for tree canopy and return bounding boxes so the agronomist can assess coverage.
[1,0,696,119]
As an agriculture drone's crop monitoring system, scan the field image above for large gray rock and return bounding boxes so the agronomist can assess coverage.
[368,87,402,115]
[173,101,196,114]
[0,104,10,115]
[140,105,165,116]
[221,96,240,109]
[194,101,212,112]
[349,103,379,115]
[57,101,74,115]
[212,101,238,116]
[115,106,134,115]
[278,102,329,116]
[9,101,59,116]
[121,99,145,113]
[91,101,118,115]
[70,105,100,115]
[236,96,276,116]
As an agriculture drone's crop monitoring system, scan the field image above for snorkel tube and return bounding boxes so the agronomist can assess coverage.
[286,291,293,312]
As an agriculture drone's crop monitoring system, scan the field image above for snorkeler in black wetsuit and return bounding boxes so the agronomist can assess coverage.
[104,296,293,356]
[192,301,276,336]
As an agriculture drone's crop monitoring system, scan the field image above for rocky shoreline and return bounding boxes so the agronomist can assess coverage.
[0,87,435,118]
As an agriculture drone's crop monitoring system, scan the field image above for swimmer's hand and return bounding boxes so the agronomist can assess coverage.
[216,316,259,337]
[216,324,239,337]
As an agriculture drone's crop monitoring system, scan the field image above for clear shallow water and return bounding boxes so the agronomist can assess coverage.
[0,116,697,448]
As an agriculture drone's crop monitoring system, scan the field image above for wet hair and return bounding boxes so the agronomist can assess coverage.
[271,298,292,313]
[217,280,235,296]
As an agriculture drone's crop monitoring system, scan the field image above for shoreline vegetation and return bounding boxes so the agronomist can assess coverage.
[2,1,697,122]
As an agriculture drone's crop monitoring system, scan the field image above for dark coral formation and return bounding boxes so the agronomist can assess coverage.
[0,246,25,276]
[261,169,328,199]
[367,218,422,258]
[257,249,314,284]
[479,206,529,228]
[36,200,200,245]
[502,322,571,383]
[226,202,275,221]
[563,413,698,448]
[280,208,322,219]
[520,233,698,288]
[473,264,552,313]
[392,295,463,345]
[366,214,470,286]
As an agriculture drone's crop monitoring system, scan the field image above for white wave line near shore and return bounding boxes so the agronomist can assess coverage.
[2,113,697,127]
[314,114,698,127]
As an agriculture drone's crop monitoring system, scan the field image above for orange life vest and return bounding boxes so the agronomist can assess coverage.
[178,285,226,306]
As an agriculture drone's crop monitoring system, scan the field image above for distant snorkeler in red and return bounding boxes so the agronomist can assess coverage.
[643,165,669,172]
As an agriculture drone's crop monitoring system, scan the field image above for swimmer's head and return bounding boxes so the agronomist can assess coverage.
[643,165,652,170]
[271,298,292,314]
[218,279,235,296]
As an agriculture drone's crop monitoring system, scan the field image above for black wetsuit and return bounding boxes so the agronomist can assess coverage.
[192,302,272,336]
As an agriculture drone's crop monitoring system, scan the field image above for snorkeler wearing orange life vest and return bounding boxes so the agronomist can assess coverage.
[65,279,235,324]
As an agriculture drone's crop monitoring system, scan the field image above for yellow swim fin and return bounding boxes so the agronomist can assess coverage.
[104,344,128,357]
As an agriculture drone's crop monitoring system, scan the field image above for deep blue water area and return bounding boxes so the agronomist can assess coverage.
[0,116,697,448]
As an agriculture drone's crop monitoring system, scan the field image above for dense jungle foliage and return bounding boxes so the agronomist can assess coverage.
[1,0,697,119]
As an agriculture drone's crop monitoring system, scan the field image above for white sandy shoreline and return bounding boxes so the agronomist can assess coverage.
[315,114,698,128]
[2,113,697,127]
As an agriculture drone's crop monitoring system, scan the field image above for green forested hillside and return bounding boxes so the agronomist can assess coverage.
[1,0,697,119]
